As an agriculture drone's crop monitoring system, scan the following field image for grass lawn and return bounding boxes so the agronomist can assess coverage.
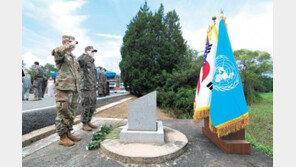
[245,92,273,158]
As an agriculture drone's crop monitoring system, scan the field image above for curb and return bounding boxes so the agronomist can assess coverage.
[22,96,133,147]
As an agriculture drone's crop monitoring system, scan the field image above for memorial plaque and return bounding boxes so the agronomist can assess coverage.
[128,91,157,131]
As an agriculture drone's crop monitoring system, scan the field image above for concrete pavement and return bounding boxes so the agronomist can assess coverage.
[22,118,272,167]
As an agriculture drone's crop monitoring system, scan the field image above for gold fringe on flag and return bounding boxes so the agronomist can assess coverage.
[209,113,249,138]
[193,106,210,123]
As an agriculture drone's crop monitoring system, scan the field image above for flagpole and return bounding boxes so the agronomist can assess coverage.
[219,9,228,29]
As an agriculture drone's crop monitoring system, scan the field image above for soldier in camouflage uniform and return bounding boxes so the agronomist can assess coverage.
[97,67,104,97]
[32,61,44,101]
[102,68,108,96]
[51,35,81,146]
[78,46,98,131]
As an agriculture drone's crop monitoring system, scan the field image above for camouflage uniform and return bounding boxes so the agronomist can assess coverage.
[52,35,80,136]
[33,67,44,99]
[97,69,104,96]
[102,70,107,96]
[78,46,97,124]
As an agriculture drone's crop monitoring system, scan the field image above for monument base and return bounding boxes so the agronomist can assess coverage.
[101,126,188,164]
[202,117,251,154]
[120,121,164,144]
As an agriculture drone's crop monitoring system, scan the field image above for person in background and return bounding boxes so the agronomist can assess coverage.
[32,61,44,101]
[97,66,104,97]
[102,68,107,96]
[41,75,48,98]
[22,69,32,101]
[47,76,55,97]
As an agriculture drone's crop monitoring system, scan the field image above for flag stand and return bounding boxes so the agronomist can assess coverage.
[202,117,251,154]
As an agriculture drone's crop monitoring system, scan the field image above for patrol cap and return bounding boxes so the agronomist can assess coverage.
[62,35,75,41]
[85,46,97,52]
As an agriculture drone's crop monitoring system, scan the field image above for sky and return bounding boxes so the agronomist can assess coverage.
[22,0,273,74]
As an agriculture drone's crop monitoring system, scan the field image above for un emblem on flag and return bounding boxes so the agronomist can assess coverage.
[213,55,239,92]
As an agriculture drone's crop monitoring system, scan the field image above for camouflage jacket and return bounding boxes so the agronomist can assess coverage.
[77,53,96,91]
[102,71,107,83]
[52,44,80,92]
[34,67,44,79]
[97,70,103,84]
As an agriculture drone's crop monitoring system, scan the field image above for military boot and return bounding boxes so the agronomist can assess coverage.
[88,122,98,129]
[82,123,92,131]
[67,130,81,142]
[58,134,74,146]
[31,98,39,101]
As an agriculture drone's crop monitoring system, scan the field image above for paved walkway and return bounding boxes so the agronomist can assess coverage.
[22,118,272,167]
[22,91,129,111]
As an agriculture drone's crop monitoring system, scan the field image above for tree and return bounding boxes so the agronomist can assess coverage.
[28,63,57,82]
[234,49,273,103]
[119,2,187,96]
[156,50,201,118]
[41,63,58,77]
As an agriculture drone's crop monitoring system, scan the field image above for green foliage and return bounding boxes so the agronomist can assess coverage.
[26,63,57,83]
[120,2,273,118]
[245,133,273,158]
[245,92,273,158]
[257,76,273,92]
[120,2,187,96]
[41,63,58,77]
[156,51,202,118]
[88,125,114,150]
[234,49,273,103]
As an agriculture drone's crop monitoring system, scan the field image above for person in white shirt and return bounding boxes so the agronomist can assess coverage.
[47,76,55,97]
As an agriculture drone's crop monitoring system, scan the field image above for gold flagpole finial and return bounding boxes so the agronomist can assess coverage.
[220,9,226,20]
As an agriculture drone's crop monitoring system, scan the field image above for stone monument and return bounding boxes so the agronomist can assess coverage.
[120,91,164,144]
[101,90,188,164]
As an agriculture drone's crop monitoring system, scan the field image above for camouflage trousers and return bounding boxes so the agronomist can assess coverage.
[54,89,79,136]
[33,78,42,98]
[81,90,96,124]
[97,83,105,96]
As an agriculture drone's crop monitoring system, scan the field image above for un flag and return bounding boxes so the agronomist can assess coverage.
[209,19,249,138]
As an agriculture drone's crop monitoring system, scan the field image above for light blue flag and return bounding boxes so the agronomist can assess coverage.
[209,19,248,137]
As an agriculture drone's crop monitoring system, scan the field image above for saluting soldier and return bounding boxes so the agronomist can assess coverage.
[51,35,81,146]
[78,46,98,131]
